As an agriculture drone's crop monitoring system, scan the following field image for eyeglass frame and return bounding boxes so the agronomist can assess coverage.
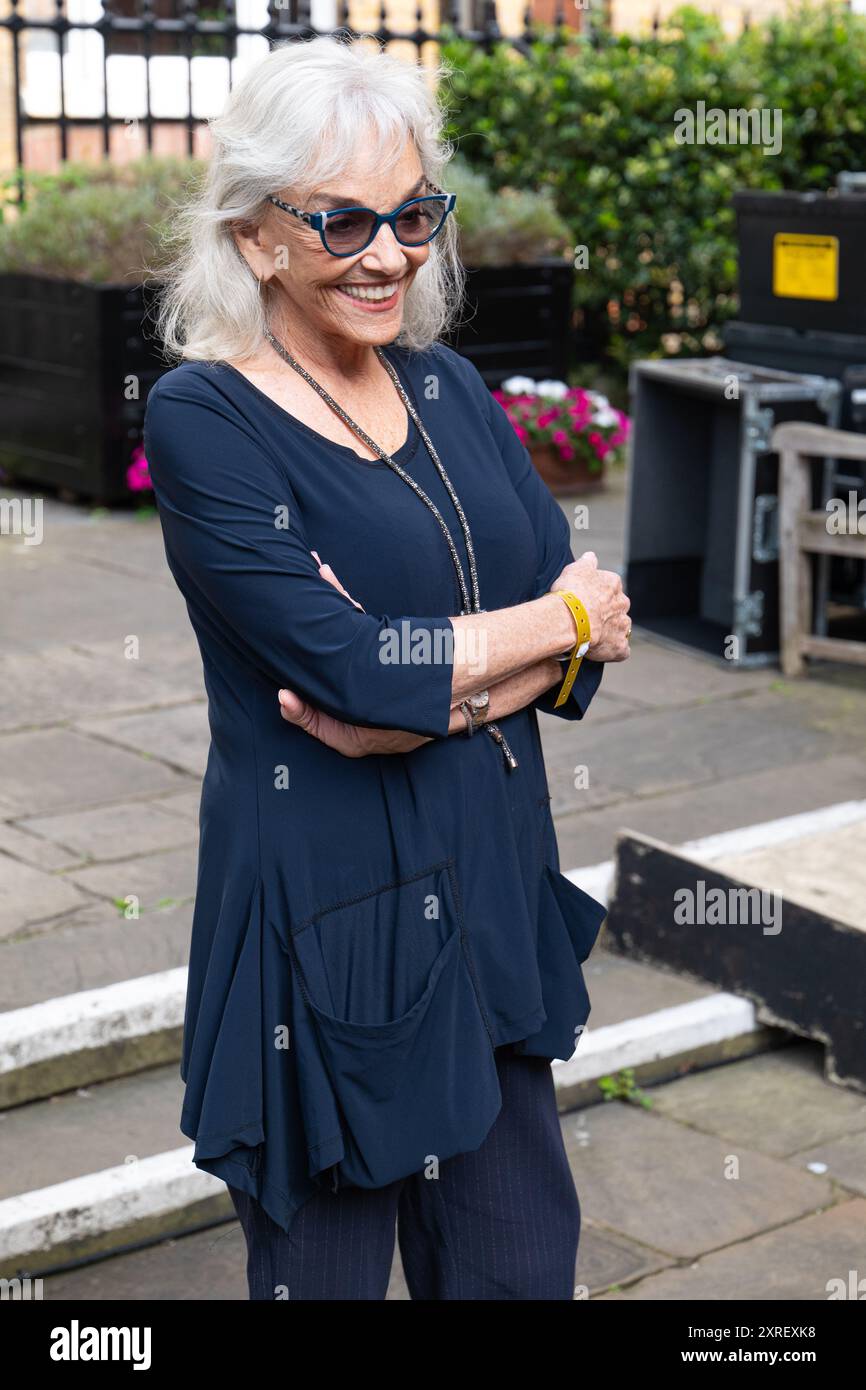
[265,180,457,258]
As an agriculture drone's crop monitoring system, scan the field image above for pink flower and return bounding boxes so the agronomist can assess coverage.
[126,445,152,493]
[552,429,569,446]
[557,443,575,461]
[514,424,529,443]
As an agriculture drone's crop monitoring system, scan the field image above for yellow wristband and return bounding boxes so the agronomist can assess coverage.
[553,591,591,708]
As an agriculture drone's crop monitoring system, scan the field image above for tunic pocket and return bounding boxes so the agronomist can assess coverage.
[285,859,501,1189]
[514,864,608,1063]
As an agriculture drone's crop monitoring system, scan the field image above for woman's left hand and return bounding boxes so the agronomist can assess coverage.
[311,549,364,610]
[280,551,427,754]
[278,688,430,756]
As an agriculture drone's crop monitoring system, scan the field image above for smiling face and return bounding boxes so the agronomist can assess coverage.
[235,133,432,355]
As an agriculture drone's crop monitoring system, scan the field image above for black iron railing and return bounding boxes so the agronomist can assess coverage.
[0,1,587,183]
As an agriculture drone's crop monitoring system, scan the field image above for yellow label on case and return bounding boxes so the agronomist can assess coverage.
[772,233,839,302]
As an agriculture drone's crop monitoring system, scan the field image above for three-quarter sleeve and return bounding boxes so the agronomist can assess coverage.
[143,377,455,738]
[459,359,604,721]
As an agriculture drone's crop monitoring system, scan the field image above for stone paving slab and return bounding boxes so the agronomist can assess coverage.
[574,1223,675,1298]
[584,631,779,709]
[0,901,192,1011]
[19,799,198,865]
[795,1130,866,1200]
[549,751,866,870]
[148,790,202,824]
[566,686,649,725]
[646,1041,866,1162]
[0,729,191,819]
[559,1098,836,1262]
[75,704,210,779]
[53,524,178,583]
[62,846,198,914]
[597,1199,866,1300]
[0,641,205,734]
[0,546,191,651]
[542,690,840,814]
[0,852,90,938]
[42,1223,248,1301]
[0,820,74,872]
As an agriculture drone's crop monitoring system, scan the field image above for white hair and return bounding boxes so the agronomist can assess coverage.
[152,36,464,362]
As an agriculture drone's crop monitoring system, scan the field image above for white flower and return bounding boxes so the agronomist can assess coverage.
[535,379,570,400]
[586,390,609,408]
[592,406,619,427]
[502,376,538,395]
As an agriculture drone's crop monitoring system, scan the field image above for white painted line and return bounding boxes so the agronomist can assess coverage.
[552,994,759,1091]
[0,1146,223,1265]
[0,969,187,1075]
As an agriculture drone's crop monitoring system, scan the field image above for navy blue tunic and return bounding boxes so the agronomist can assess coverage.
[143,340,607,1233]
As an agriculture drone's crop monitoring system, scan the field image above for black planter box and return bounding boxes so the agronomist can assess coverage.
[444,259,574,388]
[0,261,574,502]
[734,190,866,336]
[0,274,169,504]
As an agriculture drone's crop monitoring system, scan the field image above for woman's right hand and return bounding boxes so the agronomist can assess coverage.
[551,551,631,662]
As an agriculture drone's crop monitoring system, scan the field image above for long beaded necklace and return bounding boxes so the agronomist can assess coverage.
[264,327,518,773]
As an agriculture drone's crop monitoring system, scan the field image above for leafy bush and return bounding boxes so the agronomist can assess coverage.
[441,4,866,368]
[0,157,205,283]
[447,158,572,265]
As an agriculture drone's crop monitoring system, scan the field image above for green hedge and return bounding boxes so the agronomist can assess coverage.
[441,4,866,369]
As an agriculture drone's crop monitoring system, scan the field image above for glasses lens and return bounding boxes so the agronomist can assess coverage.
[323,209,378,254]
[394,197,447,245]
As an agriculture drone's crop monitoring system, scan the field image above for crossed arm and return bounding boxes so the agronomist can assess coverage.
[278,638,564,757]
[277,552,623,757]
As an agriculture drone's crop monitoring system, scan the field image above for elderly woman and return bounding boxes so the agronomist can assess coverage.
[145,36,630,1301]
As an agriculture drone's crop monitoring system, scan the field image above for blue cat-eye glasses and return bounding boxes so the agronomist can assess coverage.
[266,180,457,258]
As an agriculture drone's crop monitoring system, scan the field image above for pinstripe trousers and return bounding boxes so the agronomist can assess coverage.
[227,1044,581,1300]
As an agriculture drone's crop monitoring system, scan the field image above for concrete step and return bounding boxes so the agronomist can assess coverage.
[0,1064,231,1277]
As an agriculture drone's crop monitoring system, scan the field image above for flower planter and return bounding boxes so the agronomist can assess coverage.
[529,443,606,496]
[444,259,574,389]
[0,273,168,504]
[495,378,629,496]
